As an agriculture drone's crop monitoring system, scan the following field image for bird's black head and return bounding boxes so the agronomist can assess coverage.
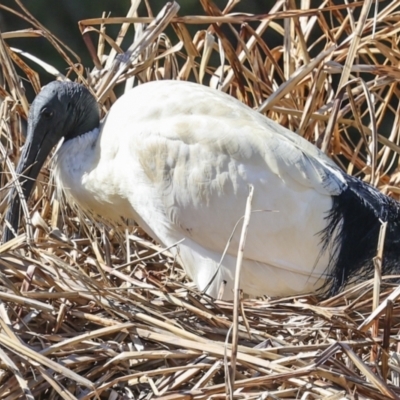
[3,81,100,242]
[28,80,100,146]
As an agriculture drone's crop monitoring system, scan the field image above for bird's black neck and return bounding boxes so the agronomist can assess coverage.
[64,89,100,142]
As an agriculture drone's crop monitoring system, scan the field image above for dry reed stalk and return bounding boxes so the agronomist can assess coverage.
[227,184,253,399]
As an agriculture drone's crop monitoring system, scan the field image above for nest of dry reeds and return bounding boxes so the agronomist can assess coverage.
[1,0,400,399]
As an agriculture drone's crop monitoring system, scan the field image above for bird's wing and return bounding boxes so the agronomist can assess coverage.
[105,80,347,267]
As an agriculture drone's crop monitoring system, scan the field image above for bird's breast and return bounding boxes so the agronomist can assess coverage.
[53,128,132,222]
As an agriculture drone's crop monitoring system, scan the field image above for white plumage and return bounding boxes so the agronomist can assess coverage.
[6,79,400,300]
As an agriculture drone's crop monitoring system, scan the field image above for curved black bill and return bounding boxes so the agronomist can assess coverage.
[3,132,54,242]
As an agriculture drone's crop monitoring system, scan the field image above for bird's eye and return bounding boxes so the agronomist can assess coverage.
[42,109,54,119]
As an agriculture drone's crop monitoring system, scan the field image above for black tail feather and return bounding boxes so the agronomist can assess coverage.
[320,175,400,296]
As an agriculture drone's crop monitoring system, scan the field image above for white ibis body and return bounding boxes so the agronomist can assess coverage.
[5,80,400,300]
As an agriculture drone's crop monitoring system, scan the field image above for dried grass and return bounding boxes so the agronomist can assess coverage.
[1,0,400,398]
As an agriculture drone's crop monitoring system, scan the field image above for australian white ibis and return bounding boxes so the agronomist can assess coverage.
[4,80,400,300]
